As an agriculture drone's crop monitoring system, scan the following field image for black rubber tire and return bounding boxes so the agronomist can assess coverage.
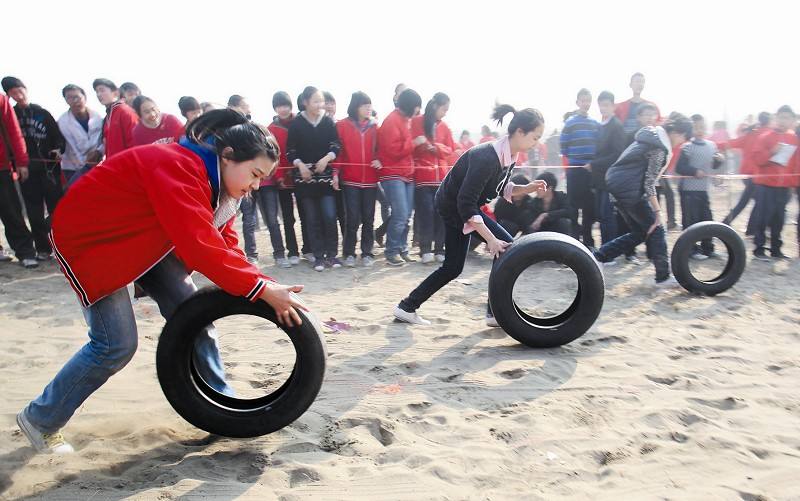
[670,221,746,296]
[156,286,326,438]
[488,232,605,348]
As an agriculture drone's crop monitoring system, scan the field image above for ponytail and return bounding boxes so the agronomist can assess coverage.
[492,103,545,136]
[185,109,280,163]
[423,92,450,140]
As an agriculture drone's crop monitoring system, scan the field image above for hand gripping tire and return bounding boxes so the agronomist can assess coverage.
[488,232,605,348]
[156,286,326,438]
[670,221,746,296]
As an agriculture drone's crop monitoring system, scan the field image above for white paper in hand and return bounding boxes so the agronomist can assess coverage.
[769,143,797,167]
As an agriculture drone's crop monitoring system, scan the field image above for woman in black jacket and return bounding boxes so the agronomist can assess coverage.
[394,104,548,326]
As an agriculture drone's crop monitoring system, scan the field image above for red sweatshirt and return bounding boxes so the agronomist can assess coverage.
[0,93,29,170]
[267,115,294,189]
[717,127,762,176]
[377,109,414,182]
[335,117,379,188]
[103,101,139,159]
[131,113,184,147]
[410,115,454,187]
[614,98,662,125]
[751,129,800,188]
[50,142,272,307]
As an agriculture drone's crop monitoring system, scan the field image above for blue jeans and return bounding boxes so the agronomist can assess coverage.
[240,195,259,258]
[595,189,618,245]
[23,253,232,433]
[342,185,377,258]
[594,200,670,282]
[415,186,445,254]
[254,186,285,259]
[400,213,512,315]
[298,189,338,259]
[381,180,414,258]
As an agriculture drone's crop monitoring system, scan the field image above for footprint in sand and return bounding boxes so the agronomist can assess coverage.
[338,417,395,446]
[499,368,526,380]
[646,375,677,386]
[288,467,321,487]
[687,397,747,410]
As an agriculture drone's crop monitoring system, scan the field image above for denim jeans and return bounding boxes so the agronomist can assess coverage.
[381,180,415,258]
[566,168,595,247]
[594,199,670,282]
[23,253,232,433]
[342,185,377,258]
[595,189,618,246]
[240,195,259,258]
[752,185,790,254]
[415,186,445,254]
[254,186,285,259]
[298,189,338,259]
[400,213,512,314]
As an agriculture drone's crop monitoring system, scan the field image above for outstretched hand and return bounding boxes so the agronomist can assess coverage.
[259,283,308,327]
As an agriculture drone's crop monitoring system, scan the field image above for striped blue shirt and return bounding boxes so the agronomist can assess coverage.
[560,113,600,166]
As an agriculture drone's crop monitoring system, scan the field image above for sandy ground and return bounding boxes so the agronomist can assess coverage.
[1,184,800,500]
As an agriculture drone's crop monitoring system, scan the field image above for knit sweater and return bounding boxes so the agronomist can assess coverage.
[674,138,720,191]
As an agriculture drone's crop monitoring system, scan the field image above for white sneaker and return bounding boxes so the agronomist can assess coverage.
[393,305,431,325]
[602,259,618,267]
[303,253,315,262]
[690,252,709,261]
[435,254,445,263]
[655,276,680,289]
[288,256,301,265]
[21,258,39,269]
[362,256,375,267]
[0,249,13,262]
[344,256,356,267]
[17,411,74,454]
[276,257,292,268]
[421,253,435,264]
[625,255,641,265]
[485,315,500,328]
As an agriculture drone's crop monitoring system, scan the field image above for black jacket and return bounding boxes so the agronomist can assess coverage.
[495,191,576,230]
[285,113,341,194]
[436,142,513,228]
[592,116,626,190]
[14,103,65,170]
[605,127,668,206]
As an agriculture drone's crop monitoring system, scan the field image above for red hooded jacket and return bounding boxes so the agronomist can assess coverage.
[377,109,414,182]
[717,126,763,176]
[267,115,294,189]
[50,142,272,307]
[410,115,454,187]
[751,129,800,188]
[103,101,139,158]
[0,93,29,170]
[335,117,379,188]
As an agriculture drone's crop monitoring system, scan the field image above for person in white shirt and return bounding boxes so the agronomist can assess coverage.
[57,84,103,184]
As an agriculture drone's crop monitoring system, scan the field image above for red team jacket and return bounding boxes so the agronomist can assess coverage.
[377,109,415,182]
[751,129,800,188]
[268,115,293,189]
[335,117,379,188]
[50,142,272,307]
[410,115,455,187]
[103,101,139,158]
[0,93,28,170]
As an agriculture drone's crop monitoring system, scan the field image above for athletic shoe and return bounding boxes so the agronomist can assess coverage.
[276,257,292,269]
[21,258,39,269]
[288,256,301,265]
[246,256,258,265]
[344,256,356,267]
[753,249,771,262]
[485,315,500,328]
[0,249,12,262]
[771,252,791,261]
[625,255,641,265]
[393,305,431,325]
[421,253,435,264]
[667,222,678,231]
[435,254,446,263]
[362,256,375,267]
[602,259,618,267]
[386,255,405,266]
[313,259,325,272]
[17,410,74,454]
[400,253,417,263]
[690,252,709,261]
[303,253,315,262]
[655,276,680,289]
[35,252,52,261]
[329,257,343,269]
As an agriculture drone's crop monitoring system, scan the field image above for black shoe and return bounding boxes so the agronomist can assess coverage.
[753,249,771,262]
[771,251,791,261]
[400,253,417,263]
[386,255,405,266]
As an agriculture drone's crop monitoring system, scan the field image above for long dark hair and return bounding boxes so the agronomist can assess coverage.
[491,104,544,136]
[298,86,320,113]
[423,92,450,140]
[185,109,279,163]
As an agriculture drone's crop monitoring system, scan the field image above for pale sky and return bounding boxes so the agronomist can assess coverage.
[4,0,798,136]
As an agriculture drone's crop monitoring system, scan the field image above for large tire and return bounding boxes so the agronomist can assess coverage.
[670,221,746,296]
[488,232,605,348]
[156,286,326,438]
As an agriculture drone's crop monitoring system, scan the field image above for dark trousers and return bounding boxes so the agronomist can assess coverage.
[595,189,618,245]
[254,186,285,258]
[752,185,790,254]
[723,178,756,235]
[656,178,676,227]
[415,186,445,255]
[375,183,391,241]
[342,185,377,258]
[679,190,714,255]
[278,189,309,257]
[298,190,338,260]
[21,164,63,255]
[595,200,670,282]
[498,217,571,237]
[400,213,512,314]
[0,170,36,260]
[566,168,595,247]
[240,195,259,258]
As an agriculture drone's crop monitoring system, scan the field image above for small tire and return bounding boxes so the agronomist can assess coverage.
[156,286,326,438]
[488,232,605,348]
[670,221,746,296]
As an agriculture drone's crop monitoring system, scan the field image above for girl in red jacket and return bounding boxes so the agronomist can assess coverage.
[130,95,185,146]
[336,91,381,267]
[412,92,455,263]
[16,110,307,454]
